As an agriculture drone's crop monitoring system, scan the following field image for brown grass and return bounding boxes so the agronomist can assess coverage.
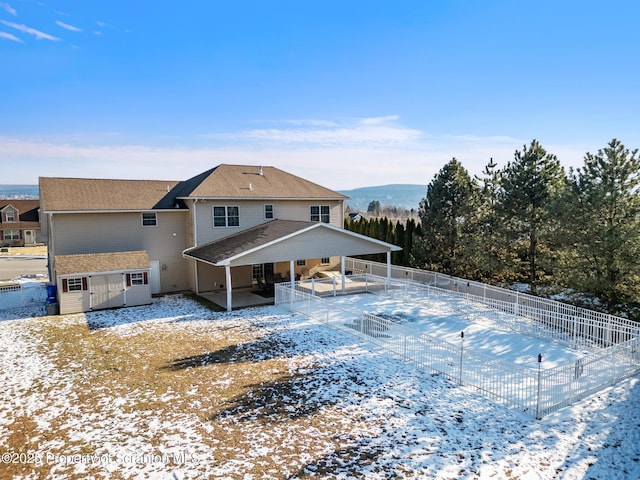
[1,305,376,478]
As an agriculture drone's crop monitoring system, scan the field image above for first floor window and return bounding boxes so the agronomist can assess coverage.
[296,259,306,267]
[213,206,240,227]
[3,230,19,240]
[321,257,331,264]
[142,212,157,226]
[252,264,264,279]
[310,205,330,223]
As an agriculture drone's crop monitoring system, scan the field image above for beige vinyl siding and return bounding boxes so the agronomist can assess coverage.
[196,264,252,293]
[51,211,190,293]
[193,200,344,246]
[57,276,91,314]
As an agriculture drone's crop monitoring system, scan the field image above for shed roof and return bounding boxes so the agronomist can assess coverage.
[54,250,150,275]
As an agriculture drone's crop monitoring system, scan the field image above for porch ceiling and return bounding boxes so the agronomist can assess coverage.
[182,219,401,267]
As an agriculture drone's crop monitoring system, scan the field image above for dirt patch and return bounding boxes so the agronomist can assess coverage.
[0,299,374,479]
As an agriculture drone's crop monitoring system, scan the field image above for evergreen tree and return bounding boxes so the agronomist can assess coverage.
[412,158,477,276]
[468,158,512,283]
[393,221,405,265]
[561,139,640,316]
[498,140,565,294]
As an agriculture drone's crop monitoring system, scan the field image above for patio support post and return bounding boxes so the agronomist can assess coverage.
[290,260,295,286]
[225,265,232,312]
[387,251,391,280]
[341,256,346,294]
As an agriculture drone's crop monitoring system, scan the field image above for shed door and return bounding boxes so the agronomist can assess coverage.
[91,274,125,310]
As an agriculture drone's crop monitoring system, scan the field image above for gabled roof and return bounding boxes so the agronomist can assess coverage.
[39,164,346,213]
[0,199,40,225]
[183,219,400,267]
[39,177,183,212]
[176,164,348,200]
[54,250,150,275]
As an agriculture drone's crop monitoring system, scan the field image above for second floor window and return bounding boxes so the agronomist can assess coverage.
[213,206,240,227]
[264,204,274,219]
[141,213,157,227]
[4,210,16,222]
[310,205,330,223]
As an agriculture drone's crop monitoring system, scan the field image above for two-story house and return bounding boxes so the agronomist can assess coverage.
[40,164,400,313]
[0,199,41,246]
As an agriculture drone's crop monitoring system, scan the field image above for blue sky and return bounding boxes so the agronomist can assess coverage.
[2,0,639,190]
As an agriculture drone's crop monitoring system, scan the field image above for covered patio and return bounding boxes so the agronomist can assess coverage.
[182,219,401,311]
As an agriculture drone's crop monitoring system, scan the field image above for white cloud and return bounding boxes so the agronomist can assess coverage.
[1,20,60,41]
[0,131,596,190]
[0,2,16,16]
[222,116,422,146]
[359,115,400,125]
[0,30,21,42]
[55,20,82,32]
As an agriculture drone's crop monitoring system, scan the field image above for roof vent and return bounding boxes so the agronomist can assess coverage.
[259,166,264,176]
[249,182,253,191]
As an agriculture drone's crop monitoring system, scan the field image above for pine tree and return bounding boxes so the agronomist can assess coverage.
[412,158,477,276]
[561,139,640,316]
[498,140,565,294]
[469,158,512,283]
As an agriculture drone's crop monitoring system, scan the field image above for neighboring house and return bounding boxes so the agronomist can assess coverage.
[40,164,400,313]
[0,199,41,246]
[348,212,367,222]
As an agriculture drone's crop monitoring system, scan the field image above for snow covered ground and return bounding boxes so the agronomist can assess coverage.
[1,295,639,479]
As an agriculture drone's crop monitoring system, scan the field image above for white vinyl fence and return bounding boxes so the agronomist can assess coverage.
[275,269,640,419]
[0,283,47,311]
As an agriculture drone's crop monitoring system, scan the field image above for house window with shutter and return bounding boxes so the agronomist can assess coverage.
[3,230,20,240]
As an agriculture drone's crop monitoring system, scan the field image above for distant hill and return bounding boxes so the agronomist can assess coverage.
[339,184,425,211]
[0,185,39,199]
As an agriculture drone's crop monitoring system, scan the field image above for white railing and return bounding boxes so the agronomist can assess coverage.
[275,273,640,419]
[345,258,640,346]
[0,283,47,311]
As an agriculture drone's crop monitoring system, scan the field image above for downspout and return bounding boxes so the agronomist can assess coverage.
[192,199,199,294]
[48,213,56,287]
